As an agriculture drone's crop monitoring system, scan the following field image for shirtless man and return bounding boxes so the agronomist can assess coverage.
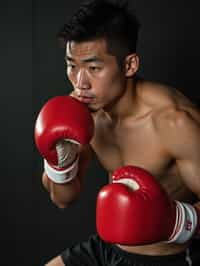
[34,1,200,265]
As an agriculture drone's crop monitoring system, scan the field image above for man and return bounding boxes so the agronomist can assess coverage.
[35,0,200,265]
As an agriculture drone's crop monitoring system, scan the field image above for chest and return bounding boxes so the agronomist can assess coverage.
[92,116,169,176]
[91,116,195,201]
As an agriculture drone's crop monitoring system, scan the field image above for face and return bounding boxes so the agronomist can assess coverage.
[65,38,127,112]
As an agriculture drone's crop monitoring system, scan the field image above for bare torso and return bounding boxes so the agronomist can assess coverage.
[90,79,199,255]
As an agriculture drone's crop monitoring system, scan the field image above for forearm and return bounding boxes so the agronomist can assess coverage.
[42,172,82,208]
[42,145,92,208]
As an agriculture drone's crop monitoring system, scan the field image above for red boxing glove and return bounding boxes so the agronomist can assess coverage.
[35,96,94,183]
[96,166,198,245]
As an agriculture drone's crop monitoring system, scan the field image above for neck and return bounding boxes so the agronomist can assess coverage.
[103,78,139,123]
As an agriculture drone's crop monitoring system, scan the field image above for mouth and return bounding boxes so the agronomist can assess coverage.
[77,95,95,104]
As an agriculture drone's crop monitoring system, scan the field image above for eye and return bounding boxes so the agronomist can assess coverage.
[89,66,101,72]
[67,64,76,69]
[66,64,77,73]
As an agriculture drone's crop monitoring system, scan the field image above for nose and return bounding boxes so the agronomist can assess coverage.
[75,69,90,90]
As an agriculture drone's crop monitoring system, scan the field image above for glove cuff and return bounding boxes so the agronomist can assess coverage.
[167,201,198,243]
[44,156,79,184]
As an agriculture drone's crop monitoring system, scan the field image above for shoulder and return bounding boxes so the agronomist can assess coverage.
[154,106,197,133]
[138,79,193,108]
[150,104,200,161]
[137,79,200,128]
[152,105,200,159]
[152,102,200,135]
[137,80,175,107]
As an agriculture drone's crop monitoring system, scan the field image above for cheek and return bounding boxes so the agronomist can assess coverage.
[67,72,75,85]
[96,72,124,97]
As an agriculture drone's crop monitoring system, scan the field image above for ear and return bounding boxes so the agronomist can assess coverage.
[125,54,139,77]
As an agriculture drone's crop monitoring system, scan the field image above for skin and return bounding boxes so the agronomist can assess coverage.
[44,38,200,265]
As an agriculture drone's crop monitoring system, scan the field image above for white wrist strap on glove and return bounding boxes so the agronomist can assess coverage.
[44,156,79,184]
[167,201,198,243]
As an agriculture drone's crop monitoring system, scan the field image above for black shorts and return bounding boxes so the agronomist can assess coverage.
[61,234,200,266]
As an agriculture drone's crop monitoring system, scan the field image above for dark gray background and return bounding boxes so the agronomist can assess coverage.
[1,0,200,265]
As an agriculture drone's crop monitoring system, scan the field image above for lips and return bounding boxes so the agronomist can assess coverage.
[77,95,95,103]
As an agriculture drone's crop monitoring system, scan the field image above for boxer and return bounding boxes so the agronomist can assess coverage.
[35,0,200,265]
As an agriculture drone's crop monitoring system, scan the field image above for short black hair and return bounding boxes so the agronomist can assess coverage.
[58,0,140,62]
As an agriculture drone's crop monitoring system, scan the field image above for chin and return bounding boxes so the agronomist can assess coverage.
[87,102,103,113]
[88,106,101,113]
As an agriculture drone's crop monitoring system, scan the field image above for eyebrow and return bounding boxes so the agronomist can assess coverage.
[65,55,103,63]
